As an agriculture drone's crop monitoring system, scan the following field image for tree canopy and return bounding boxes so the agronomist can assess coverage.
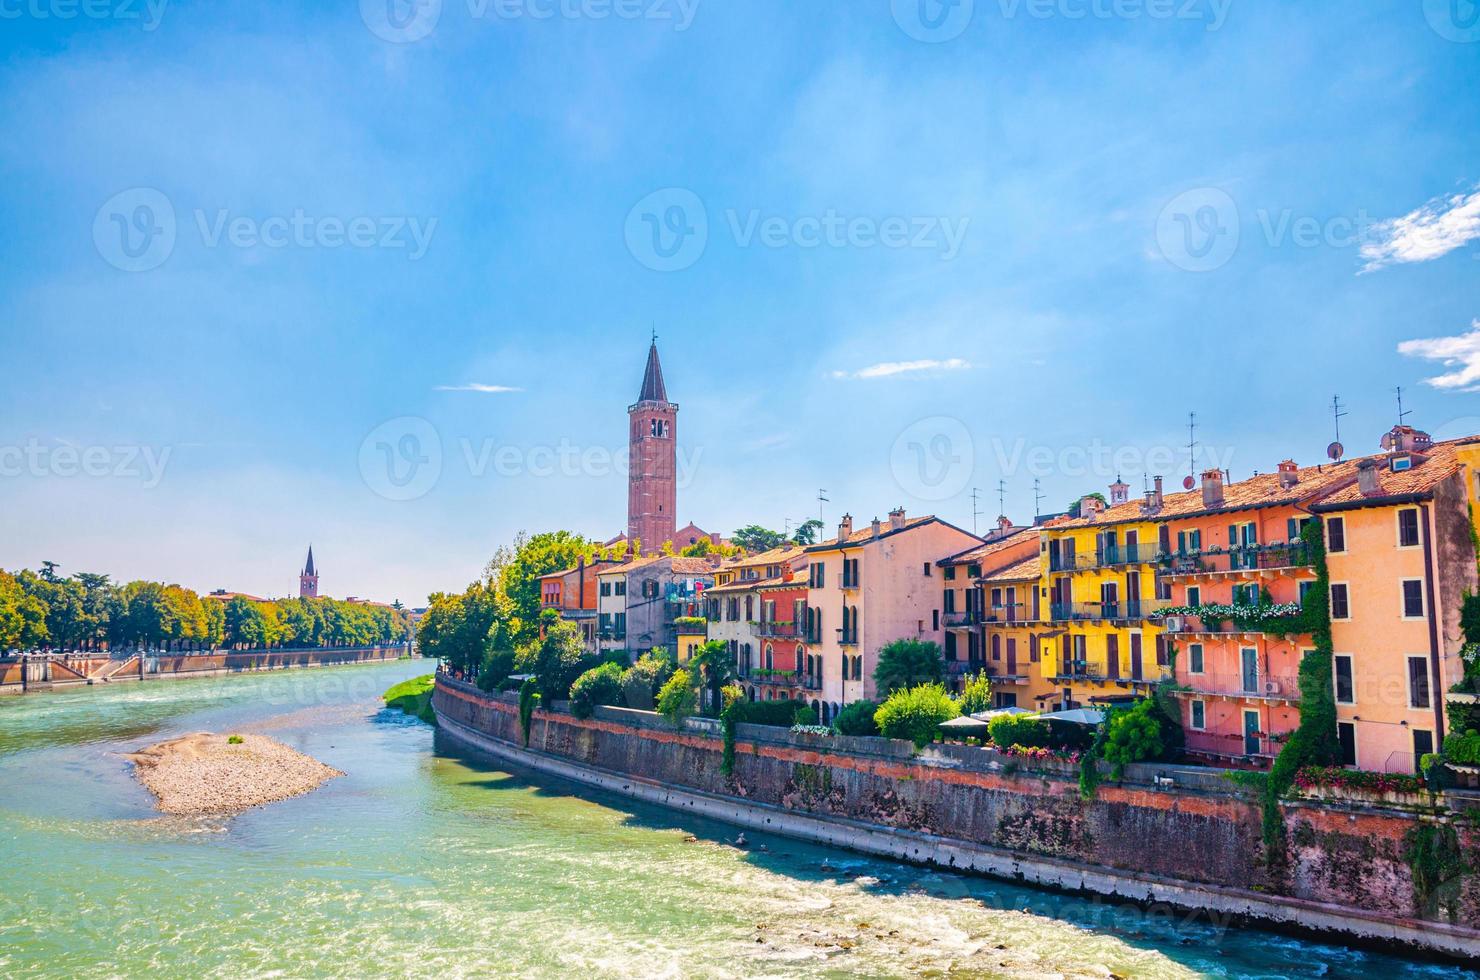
[872,639,946,698]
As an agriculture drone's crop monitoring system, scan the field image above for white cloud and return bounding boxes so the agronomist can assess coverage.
[830,358,971,381]
[1361,185,1480,273]
[433,383,523,394]
[1397,321,1480,392]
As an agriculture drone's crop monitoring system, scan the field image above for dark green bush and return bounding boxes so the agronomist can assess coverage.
[477,649,516,692]
[730,698,814,728]
[988,713,1050,749]
[833,699,880,737]
[569,661,626,719]
[875,684,959,748]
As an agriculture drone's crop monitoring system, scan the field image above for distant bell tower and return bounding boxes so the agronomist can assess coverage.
[628,336,677,554]
[299,546,319,599]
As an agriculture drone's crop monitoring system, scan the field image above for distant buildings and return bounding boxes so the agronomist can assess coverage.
[299,546,319,599]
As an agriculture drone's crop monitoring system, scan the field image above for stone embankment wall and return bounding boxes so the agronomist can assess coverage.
[0,645,410,692]
[432,676,1480,961]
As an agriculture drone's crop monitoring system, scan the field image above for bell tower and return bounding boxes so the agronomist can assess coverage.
[628,336,677,554]
[299,545,319,599]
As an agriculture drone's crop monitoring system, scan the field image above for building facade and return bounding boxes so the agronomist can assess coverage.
[704,547,810,702]
[299,546,319,599]
[538,558,618,652]
[595,555,717,657]
[627,340,678,552]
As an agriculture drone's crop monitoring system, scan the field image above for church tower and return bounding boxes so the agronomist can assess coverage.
[299,546,319,599]
[627,338,677,553]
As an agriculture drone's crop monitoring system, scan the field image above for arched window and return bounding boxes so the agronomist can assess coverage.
[765,643,774,669]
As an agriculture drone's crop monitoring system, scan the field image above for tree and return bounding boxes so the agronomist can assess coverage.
[731,525,788,553]
[679,537,712,557]
[523,617,596,704]
[0,570,49,651]
[873,639,946,698]
[1102,699,1165,778]
[620,648,677,710]
[792,519,824,545]
[958,670,993,715]
[570,661,626,719]
[1067,492,1107,518]
[833,699,879,737]
[686,639,737,716]
[874,684,959,748]
[493,531,600,645]
[656,668,697,724]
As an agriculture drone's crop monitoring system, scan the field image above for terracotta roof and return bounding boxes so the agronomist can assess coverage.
[1309,441,1465,510]
[980,554,1041,584]
[669,557,720,574]
[596,555,666,575]
[940,528,1032,566]
[805,515,980,553]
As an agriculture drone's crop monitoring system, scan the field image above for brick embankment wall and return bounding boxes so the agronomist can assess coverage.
[432,676,1480,961]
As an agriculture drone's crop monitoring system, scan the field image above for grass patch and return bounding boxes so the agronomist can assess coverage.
[227,734,244,745]
[384,674,437,726]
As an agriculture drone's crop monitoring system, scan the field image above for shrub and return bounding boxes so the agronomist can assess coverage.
[1443,728,1480,766]
[656,668,697,725]
[227,734,244,745]
[476,649,516,692]
[721,683,745,712]
[1101,699,1164,779]
[873,639,946,698]
[988,713,1049,749]
[833,699,880,737]
[619,648,677,710]
[874,684,959,748]
[957,670,993,716]
[569,661,626,719]
[730,698,814,728]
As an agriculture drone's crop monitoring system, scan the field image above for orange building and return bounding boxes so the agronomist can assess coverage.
[539,558,620,651]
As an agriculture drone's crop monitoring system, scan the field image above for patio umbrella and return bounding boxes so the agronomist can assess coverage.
[1037,708,1105,725]
[937,716,992,740]
[970,707,1032,721]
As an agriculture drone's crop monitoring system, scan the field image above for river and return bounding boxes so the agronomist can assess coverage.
[0,659,1469,979]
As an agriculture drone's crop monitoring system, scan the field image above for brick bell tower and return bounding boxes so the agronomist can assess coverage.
[299,545,319,599]
[627,335,677,554]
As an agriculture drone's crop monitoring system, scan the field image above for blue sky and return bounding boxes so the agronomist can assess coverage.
[2,0,1478,606]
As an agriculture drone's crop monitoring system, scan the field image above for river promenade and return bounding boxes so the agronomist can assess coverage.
[0,644,411,694]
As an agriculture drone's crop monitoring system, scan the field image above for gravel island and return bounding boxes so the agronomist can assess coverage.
[127,732,343,815]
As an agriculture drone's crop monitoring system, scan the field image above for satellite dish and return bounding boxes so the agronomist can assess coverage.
[1182,476,1196,490]
[1327,441,1344,462]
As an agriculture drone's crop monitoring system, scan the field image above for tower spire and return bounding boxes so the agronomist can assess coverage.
[638,335,668,403]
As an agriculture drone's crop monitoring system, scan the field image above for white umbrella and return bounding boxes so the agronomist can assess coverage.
[1038,708,1105,725]
[970,707,1032,721]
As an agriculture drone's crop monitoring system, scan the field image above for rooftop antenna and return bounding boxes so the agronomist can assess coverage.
[970,487,982,535]
[1032,478,1044,520]
[1183,412,1199,491]
[997,479,1007,520]
[651,323,658,345]
[817,489,829,525]
[1328,395,1348,461]
[1395,386,1412,428]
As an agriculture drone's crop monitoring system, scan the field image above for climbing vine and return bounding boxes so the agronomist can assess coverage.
[1261,520,1340,869]
[720,697,740,776]
[518,676,540,748]
[1402,823,1469,920]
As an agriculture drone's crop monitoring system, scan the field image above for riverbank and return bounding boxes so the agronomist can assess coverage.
[0,645,412,695]
[126,732,343,815]
[433,674,1480,963]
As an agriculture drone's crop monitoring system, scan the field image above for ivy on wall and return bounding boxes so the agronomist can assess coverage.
[518,676,540,747]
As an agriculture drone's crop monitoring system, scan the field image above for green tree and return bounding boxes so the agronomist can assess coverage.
[792,519,824,545]
[687,639,737,717]
[872,639,946,698]
[523,617,596,704]
[832,699,879,737]
[874,684,960,748]
[731,525,788,553]
[957,670,993,715]
[619,648,677,710]
[495,531,601,645]
[987,713,1050,749]
[0,570,49,650]
[569,661,626,719]
[1102,699,1165,778]
[656,668,697,724]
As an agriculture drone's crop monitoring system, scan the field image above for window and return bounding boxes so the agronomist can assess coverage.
[944,566,956,581]
[600,581,611,596]
[1412,730,1434,770]
[1338,722,1357,767]
[1233,584,1260,605]
[992,633,1002,661]
[1391,455,1413,472]
[944,631,958,661]
[1397,508,1421,548]
[1330,583,1350,620]
[1326,516,1346,553]
[932,609,939,631]
[1190,700,1206,730]
[922,562,932,577]
[943,589,956,613]
[1401,579,1425,619]
[1188,643,1204,674]
[1333,655,1354,704]
[1298,580,1313,603]
[1186,586,1202,607]
[1408,656,1432,709]
[615,580,626,596]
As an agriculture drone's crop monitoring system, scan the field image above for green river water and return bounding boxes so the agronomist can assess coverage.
[0,659,1471,979]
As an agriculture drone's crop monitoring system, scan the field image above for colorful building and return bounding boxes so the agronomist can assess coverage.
[804,509,981,722]
[595,554,718,658]
[538,557,619,652]
[704,546,810,701]
[937,519,1037,698]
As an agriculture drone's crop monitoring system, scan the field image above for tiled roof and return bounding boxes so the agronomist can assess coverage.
[980,554,1041,584]
[596,555,666,575]
[940,528,1032,566]
[805,515,979,552]
[669,556,720,574]
[1310,441,1466,510]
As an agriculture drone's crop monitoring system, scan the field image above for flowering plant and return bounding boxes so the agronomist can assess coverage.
[999,744,1081,764]
[1293,766,1425,796]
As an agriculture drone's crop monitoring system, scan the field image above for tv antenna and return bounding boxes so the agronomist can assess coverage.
[997,479,1007,521]
[1183,412,1199,491]
[970,487,982,535]
[817,489,829,525]
[1032,478,1044,520]
[1395,386,1412,428]
[1328,395,1348,461]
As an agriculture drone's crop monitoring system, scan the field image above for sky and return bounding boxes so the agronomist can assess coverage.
[1,0,1478,608]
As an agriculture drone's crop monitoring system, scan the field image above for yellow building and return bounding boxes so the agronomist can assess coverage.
[1036,481,1172,710]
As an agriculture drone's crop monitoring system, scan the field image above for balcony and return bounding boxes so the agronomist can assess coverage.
[840,575,861,591]
[1089,543,1163,569]
[1049,600,1167,623]
[672,618,708,636]
[1169,672,1301,703]
[1183,729,1280,763]
[943,610,983,628]
[836,629,859,646]
[984,604,1031,625]
[755,621,800,638]
[1160,614,1297,638]
[802,675,823,691]
[1160,542,1315,579]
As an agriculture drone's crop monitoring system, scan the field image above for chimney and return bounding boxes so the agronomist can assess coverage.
[1153,475,1164,507]
[1078,495,1105,519]
[997,515,1013,536]
[888,507,907,531]
[870,517,882,539]
[1357,458,1381,496]
[838,513,853,540]
[1201,468,1225,507]
[1277,459,1299,489]
[1109,476,1130,506]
